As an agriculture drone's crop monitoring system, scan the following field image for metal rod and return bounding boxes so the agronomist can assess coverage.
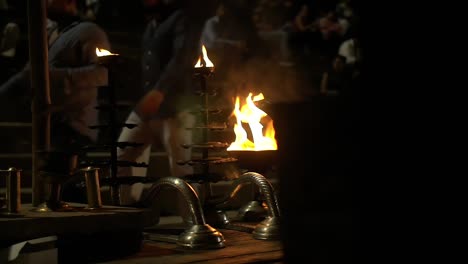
[199,73,212,200]
[28,0,52,206]
[200,74,209,175]
[145,177,206,225]
[108,72,120,205]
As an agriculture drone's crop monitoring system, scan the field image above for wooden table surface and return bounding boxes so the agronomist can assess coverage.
[104,214,284,264]
[0,204,155,247]
[1,206,283,263]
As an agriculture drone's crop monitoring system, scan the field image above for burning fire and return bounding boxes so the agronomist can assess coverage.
[227,93,277,151]
[194,45,214,68]
[96,47,118,57]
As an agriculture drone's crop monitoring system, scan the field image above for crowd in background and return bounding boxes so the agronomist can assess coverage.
[0,0,361,121]
[0,2,360,260]
[253,0,361,95]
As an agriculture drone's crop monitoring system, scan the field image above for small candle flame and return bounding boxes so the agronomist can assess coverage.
[96,47,118,57]
[194,45,214,68]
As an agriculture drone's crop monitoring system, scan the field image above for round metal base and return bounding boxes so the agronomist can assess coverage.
[32,201,74,212]
[177,224,225,249]
[252,216,281,240]
[0,211,24,218]
[237,201,268,222]
[83,206,103,210]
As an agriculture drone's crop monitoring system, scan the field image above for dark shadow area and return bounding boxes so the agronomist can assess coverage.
[0,0,361,262]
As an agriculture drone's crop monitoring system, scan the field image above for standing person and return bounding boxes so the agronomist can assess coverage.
[117,0,218,206]
[0,0,110,203]
[320,54,353,95]
[201,0,264,76]
[0,21,21,89]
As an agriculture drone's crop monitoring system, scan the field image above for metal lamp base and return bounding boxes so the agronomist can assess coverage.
[32,201,74,212]
[177,224,225,249]
[252,216,281,240]
[0,210,24,218]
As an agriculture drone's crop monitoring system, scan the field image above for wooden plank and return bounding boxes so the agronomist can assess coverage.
[197,250,283,264]
[107,227,283,264]
[0,204,156,247]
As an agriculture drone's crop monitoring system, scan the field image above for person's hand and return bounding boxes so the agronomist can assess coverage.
[134,89,165,121]
[0,22,20,52]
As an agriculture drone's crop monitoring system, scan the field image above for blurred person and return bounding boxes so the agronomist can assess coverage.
[0,0,110,202]
[253,0,301,63]
[336,0,354,19]
[201,0,268,85]
[317,10,349,40]
[116,0,219,208]
[0,22,21,86]
[320,54,352,95]
[314,10,349,61]
[0,0,22,83]
[82,0,101,21]
[282,3,319,61]
[338,36,361,66]
[0,22,20,57]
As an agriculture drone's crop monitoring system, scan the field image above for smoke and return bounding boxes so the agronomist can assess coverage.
[217,48,319,105]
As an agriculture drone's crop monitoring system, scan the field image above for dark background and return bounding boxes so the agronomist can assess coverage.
[1,0,364,262]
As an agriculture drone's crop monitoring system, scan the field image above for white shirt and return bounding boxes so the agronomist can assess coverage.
[338,38,360,65]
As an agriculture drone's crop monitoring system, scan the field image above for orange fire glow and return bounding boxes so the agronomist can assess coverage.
[96,47,118,57]
[194,45,214,68]
[227,93,277,151]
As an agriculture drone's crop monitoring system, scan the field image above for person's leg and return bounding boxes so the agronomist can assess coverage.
[117,110,161,205]
[158,110,198,219]
[159,111,195,178]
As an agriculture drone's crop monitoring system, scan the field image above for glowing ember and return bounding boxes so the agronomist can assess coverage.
[194,45,214,68]
[227,93,277,151]
[96,47,118,57]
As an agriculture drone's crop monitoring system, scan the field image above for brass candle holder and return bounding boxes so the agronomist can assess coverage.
[0,167,23,217]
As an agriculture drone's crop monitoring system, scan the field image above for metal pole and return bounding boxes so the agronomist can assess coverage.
[28,0,51,206]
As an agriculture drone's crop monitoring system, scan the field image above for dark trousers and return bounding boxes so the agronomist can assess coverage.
[45,114,92,203]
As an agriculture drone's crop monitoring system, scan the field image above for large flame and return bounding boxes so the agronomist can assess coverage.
[194,45,214,68]
[96,47,118,57]
[227,93,277,151]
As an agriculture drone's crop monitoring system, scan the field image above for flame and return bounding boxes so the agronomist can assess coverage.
[96,47,118,57]
[194,45,214,68]
[227,92,277,151]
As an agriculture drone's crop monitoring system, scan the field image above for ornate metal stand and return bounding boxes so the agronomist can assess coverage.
[84,52,226,249]
[82,53,149,206]
[144,177,225,249]
[0,168,23,217]
[206,172,281,240]
[177,54,281,240]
